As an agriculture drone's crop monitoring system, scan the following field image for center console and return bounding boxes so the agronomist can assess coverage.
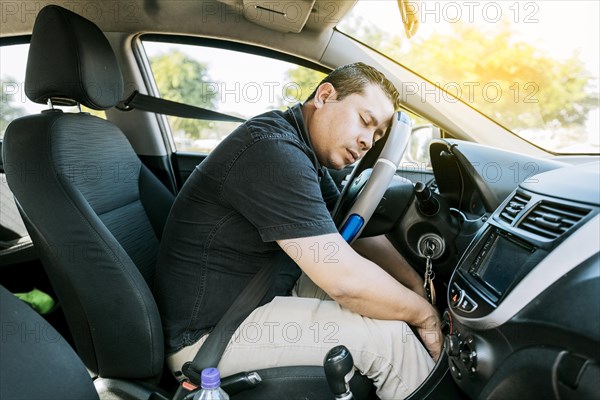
[443,162,599,399]
[449,225,545,318]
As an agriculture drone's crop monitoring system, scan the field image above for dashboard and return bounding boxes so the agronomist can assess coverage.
[334,137,598,398]
[428,139,568,217]
[421,140,600,399]
[379,139,568,287]
[365,138,600,399]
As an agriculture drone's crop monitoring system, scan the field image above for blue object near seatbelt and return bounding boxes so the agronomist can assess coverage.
[339,214,364,243]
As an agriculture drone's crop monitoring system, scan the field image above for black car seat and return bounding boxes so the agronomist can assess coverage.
[3,4,174,398]
[0,284,99,400]
[3,5,375,399]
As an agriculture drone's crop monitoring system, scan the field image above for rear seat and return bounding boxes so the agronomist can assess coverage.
[0,141,37,265]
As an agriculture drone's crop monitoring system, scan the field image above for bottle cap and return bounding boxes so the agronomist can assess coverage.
[201,368,221,389]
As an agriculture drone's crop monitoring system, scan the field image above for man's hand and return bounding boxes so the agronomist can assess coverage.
[416,311,443,362]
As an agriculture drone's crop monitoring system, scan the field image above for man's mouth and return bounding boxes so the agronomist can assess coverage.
[346,149,358,163]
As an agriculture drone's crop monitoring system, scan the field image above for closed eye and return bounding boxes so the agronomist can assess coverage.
[371,130,385,145]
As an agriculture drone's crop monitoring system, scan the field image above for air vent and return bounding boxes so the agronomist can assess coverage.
[518,201,591,239]
[499,192,531,225]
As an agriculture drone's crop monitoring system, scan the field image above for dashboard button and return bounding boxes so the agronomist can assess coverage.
[460,336,478,374]
[450,284,464,308]
[449,359,462,380]
[458,293,478,313]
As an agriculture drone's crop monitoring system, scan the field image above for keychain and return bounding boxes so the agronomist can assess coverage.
[423,243,437,305]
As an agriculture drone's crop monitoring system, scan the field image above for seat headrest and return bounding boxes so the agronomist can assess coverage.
[25,5,124,110]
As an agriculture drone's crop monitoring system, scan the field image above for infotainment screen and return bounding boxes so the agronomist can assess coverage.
[473,231,536,298]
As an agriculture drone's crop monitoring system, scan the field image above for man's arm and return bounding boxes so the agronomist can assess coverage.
[277,233,442,361]
[352,235,427,299]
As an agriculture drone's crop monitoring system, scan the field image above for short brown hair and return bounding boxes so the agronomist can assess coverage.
[306,62,400,110]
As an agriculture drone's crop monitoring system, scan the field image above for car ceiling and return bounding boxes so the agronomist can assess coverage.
[0,0,356,61]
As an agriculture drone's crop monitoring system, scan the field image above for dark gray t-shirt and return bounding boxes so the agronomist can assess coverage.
[154,104,340,354]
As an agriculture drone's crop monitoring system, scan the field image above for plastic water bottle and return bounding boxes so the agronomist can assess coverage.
[193,368,230,400]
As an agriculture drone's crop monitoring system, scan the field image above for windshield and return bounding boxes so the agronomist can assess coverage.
[338,0,599,155]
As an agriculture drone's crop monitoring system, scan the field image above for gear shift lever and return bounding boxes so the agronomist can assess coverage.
[324,345,355,399]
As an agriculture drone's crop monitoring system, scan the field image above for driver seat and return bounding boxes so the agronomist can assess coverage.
[3,4,174,398]
[3,5,374,399]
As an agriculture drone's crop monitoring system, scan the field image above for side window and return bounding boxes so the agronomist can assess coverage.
[1,43,106,140]
[141,40,326,153]
[1,44,45,139]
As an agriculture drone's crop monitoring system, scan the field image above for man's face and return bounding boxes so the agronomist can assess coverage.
[308,83,395,170]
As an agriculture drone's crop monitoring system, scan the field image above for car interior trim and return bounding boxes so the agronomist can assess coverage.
[140,34,331,74]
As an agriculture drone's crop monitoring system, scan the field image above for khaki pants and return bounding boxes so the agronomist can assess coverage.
[167,274,435,399]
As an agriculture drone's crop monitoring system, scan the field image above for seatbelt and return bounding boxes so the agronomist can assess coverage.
[116,91,245,197]
[180,251,289,387]
[116,90,246,123]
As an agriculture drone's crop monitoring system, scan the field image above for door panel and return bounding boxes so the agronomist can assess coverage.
[171,152,208,188]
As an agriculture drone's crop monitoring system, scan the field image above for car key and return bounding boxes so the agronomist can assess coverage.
[423,242,436,305]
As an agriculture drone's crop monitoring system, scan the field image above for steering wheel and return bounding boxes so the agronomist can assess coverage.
[332,111,412,243]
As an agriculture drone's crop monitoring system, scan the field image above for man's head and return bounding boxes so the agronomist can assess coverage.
[303,62,400,170]
[306,62,400,110]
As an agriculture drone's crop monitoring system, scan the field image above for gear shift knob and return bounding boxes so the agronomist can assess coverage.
[324,345,355,399]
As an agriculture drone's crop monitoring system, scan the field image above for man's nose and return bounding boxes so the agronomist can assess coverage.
[358,131,373,152]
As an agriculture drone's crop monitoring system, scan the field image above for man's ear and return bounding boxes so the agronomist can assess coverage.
[314,83,336,109]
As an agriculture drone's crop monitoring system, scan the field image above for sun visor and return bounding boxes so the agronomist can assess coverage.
[242,0,316,33]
